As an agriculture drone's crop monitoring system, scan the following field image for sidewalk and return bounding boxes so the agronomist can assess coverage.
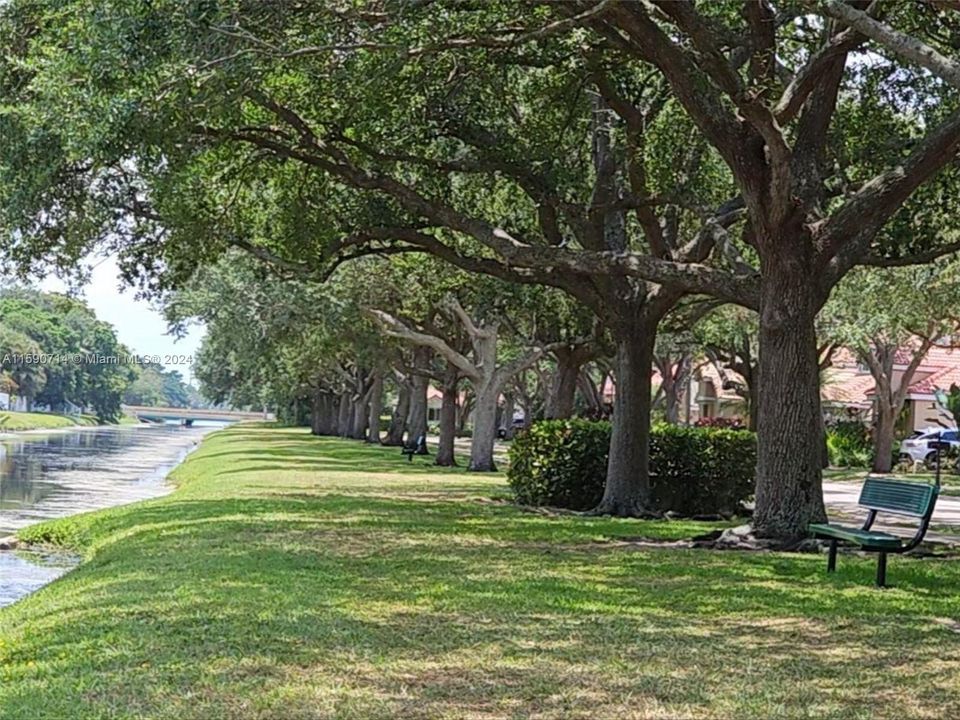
[823,479,960,545]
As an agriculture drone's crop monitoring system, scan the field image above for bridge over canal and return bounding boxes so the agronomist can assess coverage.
[122,405,273,425]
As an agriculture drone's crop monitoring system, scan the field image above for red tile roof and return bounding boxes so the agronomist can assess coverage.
[583,343,960,407]
[906,363,960,396]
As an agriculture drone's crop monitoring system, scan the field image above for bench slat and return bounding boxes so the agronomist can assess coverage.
[858,478,937,517]
[808,523,903,549]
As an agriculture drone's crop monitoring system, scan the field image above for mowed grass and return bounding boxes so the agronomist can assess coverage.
[0,410,99,431]
[2,426,960,719]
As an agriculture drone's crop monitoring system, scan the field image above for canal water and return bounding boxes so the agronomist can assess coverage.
[0,423,220,609]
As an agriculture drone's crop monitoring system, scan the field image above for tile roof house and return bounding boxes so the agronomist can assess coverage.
[668,344,960,430]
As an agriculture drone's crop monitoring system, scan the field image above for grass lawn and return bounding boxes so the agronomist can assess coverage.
[0,411,142,432]
[2,426,960,719]
[0,410,96,432]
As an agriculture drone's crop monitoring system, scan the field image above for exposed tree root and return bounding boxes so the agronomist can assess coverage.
[585,498,661,519]
[711,524,821,552]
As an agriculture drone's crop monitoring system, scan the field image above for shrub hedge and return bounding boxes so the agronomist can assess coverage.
[508,419,756,515]
[825,420,872,468]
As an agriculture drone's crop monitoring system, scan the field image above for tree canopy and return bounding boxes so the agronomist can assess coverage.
[3,1,960,537]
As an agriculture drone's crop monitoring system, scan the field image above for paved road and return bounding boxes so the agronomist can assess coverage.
[823,480,960,544]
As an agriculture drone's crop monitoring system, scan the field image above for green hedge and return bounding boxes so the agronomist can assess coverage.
[825,420,872,468]
[508,419,756,515]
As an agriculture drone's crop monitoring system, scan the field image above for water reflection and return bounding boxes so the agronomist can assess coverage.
[0,423,217,535]
[0,423,221,608]
[0,551,78,608]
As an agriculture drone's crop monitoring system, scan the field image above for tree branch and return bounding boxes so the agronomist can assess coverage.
[584,3,751,179]
[859,239,960,268]
[774,27,864,124]
[822,1,960,89]
[821,106,960,281]
[366,309,481,381]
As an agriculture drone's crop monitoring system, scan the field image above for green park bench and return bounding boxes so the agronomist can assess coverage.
[401,434,427,462]
[809,477,939,587]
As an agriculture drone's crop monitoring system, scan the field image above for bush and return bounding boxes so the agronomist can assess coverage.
[694,416,746,430]
[508,419,756,515]
[826,420,872,468]
[508,419,611,510]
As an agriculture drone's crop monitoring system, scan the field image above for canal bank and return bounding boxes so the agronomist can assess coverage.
[4,426,960,719]
[0,423,220,608]
[0,410,112,432]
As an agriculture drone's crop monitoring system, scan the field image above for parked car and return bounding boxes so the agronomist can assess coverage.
[497,417,526,439]
[899,427,960,469]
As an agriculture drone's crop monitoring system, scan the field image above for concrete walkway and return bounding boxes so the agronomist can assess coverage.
[823,480,960,545]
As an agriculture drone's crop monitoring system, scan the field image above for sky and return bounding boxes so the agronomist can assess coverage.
[39,256,205,383]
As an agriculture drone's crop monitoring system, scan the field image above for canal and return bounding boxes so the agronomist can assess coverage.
[0,423,220,608]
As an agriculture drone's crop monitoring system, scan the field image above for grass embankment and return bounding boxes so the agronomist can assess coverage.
[0,410,95,431]
[0,410,141,432]
[2,426,960,719]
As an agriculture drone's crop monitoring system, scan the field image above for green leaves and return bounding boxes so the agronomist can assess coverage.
[508,419,756,515]
[823,260,960,351]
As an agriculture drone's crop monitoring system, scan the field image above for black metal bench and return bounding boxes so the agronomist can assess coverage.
[809,477,939,587]
[401,434,427,462]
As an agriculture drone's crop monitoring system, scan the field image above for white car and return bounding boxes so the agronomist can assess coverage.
[899,428,960,468]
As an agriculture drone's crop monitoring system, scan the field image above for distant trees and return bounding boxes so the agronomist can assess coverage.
[123,363,193,409]
[0,324,45,407]
[824,262,960,472]
[169,250,600,472]
[167,252,389,438]
[0,288,134,419]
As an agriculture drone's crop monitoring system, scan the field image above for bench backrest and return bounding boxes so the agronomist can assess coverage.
[859,478,938,518]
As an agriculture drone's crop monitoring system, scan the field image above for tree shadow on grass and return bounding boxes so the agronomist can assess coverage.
[6,425,960,717]
[6,507,960,718]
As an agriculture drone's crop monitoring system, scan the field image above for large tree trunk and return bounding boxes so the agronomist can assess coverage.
[866,343,929,473]
[384,381,410,446]
[310,391,323,436]
[753,261,828,541]
[337,391,352,439]
[349,394,368,439]
[659,356,691,425]
[873,401,897,473]
[367,372,383,444]
[747,382,759,431]
[436,367,459,467]
[324,392,341,435]
[577,368,603,416]
[406,371,429,448]
[545,348,582,419]
[469,378,501,471]
[593,328,655,516]
[457,391,474,435]
[311,390,338,436]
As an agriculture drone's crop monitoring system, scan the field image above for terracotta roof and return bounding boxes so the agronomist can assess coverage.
[822,367,875,407]
[695,362,745,402]
[906,363,960,396]
[592,343,960,407]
